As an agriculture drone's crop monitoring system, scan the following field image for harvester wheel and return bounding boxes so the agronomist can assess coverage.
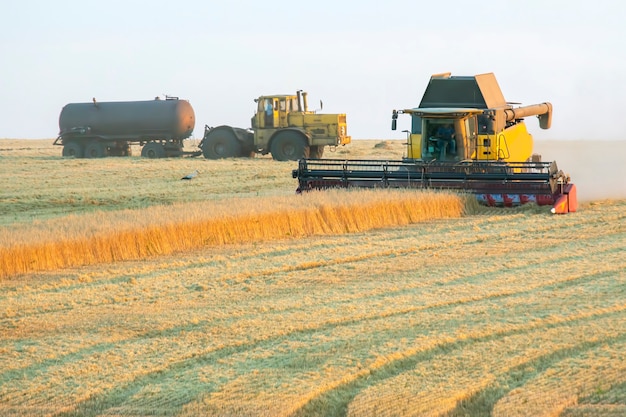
[141,142,166,158]
[202,129,242,159]
[270,131,309,161]
[84,141,107,158]
[62,142,84,158]
[310,145,324,159]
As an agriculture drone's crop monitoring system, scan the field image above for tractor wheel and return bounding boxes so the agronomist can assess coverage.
[310,145,324,159]
[84,141,107,158]
[62,142,84,158]
[202,129,242,159]
[141,142,166,158]
[270,131,309,161]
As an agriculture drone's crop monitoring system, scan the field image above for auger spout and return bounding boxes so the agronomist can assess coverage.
[504,102,552,129]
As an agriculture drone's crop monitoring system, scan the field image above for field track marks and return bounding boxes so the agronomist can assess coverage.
[491,338,626,417]
[210,307,626,417]
[2,222,622,378]
[28,301,622,417]
[342,318,626,417]
[1,201,624,415]
[2,205,623,322]
[5,260,621,398]
[3,264,623,416]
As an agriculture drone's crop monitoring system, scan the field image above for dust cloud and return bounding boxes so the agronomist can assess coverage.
[534,140,626,202]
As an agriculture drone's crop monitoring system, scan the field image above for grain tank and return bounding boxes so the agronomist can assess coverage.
[54,97,196,158]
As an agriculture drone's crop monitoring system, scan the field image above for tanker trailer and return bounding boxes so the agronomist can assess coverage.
[54,97,197,158]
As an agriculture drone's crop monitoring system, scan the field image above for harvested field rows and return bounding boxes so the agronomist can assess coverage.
[1,139,625,416]
[1,199,625,416]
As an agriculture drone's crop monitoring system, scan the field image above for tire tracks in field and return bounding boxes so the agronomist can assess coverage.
[2,213,623,322]
[445,336,626,417]
[6,266,623,416]
[2,229,622,383]
[46,300,626,417]
[2,205,625,414]
[343,324,626,417]
[4,261,619,398]
[293,313,626,417]
[2,215,623,379]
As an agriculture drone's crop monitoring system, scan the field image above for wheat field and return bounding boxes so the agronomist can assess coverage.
[1,139,625,416]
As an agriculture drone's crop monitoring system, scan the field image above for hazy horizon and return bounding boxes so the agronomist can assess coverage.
[2,1,625,141]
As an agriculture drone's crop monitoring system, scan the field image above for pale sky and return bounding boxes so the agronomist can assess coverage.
[1,0,625,140]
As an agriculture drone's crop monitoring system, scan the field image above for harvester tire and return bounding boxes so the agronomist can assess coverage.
[270,131,309,161]
[202,129,242,159]
[62,142,84,158]
[84,141,107,158]
[141,142,166,158]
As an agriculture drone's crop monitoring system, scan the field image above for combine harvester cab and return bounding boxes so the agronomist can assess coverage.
[293,72,577,214]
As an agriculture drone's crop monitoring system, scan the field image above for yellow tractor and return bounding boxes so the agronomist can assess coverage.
[200,91,350,160]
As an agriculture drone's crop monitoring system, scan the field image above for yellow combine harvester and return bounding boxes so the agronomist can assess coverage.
[293,72,577,214]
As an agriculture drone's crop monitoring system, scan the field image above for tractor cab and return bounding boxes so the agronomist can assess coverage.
[253,91,312,130]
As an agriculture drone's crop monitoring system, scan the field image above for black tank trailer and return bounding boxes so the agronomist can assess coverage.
[54,97,198,158]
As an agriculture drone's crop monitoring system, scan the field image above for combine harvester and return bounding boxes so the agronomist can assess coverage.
[292,72,577,214]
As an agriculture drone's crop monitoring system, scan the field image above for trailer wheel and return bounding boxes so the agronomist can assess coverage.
[270,131,309,161]
[84,141,107,158]
[141,142,166,158]
[310,145,324,159]
[202,130,242,159]
[62,142,84,158]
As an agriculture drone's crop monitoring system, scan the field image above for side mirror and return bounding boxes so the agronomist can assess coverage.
[391,110,398,130]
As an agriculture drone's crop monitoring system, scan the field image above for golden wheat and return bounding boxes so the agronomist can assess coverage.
[0,189,468,279]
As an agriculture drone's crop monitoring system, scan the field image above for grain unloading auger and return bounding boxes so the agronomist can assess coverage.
[292,73,577,214]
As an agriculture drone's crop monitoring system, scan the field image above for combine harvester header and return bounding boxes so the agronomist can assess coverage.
[293,72,577,214]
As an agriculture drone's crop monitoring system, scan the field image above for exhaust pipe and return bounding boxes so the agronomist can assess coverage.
[296,90,303,112]
[302,92,309,111]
